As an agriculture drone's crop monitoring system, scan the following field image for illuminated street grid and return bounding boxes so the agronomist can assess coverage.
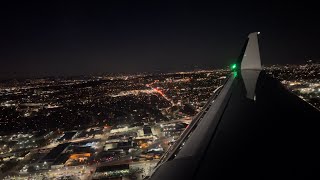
[1,62,319,179]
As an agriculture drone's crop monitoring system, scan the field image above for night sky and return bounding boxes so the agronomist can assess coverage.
[0,1,319,78]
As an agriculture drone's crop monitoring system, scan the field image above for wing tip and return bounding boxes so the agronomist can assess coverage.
[241,32,262,70]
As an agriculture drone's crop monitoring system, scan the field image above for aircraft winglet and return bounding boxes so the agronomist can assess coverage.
[241,32,262,70]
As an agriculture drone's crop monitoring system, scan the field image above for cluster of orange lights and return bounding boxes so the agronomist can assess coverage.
[153,88,165,97]
[140,143,149,149]
[69,153,91,160]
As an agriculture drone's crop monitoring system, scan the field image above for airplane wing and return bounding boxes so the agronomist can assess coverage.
[147,32,320,179]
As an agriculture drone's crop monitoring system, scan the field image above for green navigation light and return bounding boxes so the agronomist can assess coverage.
[230,63,237,71]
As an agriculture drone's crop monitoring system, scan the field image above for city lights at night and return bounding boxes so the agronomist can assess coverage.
[0,1,319,180]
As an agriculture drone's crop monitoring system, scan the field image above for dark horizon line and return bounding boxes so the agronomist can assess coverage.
[0,61,318,81]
